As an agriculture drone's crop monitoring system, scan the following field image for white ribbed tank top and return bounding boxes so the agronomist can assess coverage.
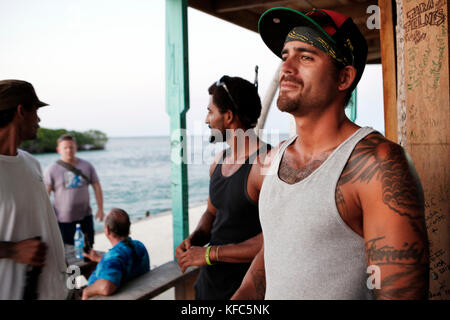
[259,126,375,300]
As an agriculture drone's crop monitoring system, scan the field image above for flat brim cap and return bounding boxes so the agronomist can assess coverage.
[258,7,337,59]
[258,7,368,91]
[0,79,49,111]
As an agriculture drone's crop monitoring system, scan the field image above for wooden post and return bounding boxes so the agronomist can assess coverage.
[379,0,398,142]
[396,0,450,299]
[256,63,281,131]
[166,0,189,257]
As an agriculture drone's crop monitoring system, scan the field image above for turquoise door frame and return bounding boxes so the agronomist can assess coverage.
[165,0,189,258]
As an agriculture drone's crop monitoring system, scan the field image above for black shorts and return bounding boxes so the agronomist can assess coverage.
[58,215,95,246]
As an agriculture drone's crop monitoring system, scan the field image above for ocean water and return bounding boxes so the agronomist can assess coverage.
[34,136,212,232]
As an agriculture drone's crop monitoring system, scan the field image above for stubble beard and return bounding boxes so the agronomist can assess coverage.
[277,91,302,114]
[22,126,38,141]
[277,89,335,117]
[208,127,226,144]
[277,90,317,117]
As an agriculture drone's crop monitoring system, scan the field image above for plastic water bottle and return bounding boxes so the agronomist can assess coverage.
[74,224,84,259]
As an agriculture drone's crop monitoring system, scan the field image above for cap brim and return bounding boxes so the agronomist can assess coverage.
[258,7,336,58]
[36,101,49,108]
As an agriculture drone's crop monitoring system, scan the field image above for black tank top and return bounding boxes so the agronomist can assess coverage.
[194,145,271,300]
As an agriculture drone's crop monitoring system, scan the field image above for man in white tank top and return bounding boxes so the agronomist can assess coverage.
[232,8,429,300]
[0,80,67,299]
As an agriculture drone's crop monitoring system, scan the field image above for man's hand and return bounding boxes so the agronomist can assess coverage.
[82,249,102,263]
[175,238,192,256]
[95,209,104,222]
[174,201,217,273]
[92,182,104,222]
[176,246,208,274]
[175,237,193,273]
[10,239,47,267]
[82,279,117,300]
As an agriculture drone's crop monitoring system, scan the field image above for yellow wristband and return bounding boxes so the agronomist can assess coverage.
[205,246,214,266]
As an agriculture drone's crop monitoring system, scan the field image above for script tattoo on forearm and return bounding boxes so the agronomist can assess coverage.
[338,134,426,235]
[365,236,425,266]
[365,236,428,300]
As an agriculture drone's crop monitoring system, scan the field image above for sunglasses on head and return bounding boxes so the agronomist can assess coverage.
[216,68,259,112]
[216,76,240,112]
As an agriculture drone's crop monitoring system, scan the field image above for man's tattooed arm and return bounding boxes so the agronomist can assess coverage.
[231,246,266,300]
[365,236,429,299]
[338,134,426,235]
[339,134,429,299]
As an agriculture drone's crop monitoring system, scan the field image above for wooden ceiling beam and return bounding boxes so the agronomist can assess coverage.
[325,1,378,18]
[217,10,261,32]
[213,0,296,13]
[189,0,262,33]
[188,0,380,61]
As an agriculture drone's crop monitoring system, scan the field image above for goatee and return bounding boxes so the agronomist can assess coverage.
[208,128,225,144]
[277,93,301,113]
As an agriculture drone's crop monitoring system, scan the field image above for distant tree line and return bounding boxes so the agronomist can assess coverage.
[21,128,108,154]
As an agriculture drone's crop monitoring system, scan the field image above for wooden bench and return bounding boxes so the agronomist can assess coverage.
[65,245,104,279]
[89,261,199,300]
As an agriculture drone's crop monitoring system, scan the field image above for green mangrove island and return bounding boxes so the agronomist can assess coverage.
[21,128,108,154]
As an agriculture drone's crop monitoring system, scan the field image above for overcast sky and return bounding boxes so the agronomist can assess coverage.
[0,0,384,137]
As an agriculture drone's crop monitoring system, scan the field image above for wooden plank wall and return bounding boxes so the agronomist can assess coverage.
[396,0,450,299]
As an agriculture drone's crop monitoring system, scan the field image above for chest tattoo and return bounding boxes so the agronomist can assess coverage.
[278,151,331,184]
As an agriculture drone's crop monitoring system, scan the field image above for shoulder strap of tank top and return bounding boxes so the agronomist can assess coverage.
[277,135,297,162]
[246,143,272,164]
[265,135,298,177]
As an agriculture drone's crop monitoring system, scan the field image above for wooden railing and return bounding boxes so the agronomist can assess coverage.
[89,261,199,300]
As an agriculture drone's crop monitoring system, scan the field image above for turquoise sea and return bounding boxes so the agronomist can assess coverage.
[34,136,212,232]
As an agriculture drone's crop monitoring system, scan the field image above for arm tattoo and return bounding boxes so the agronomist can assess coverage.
[366,236,429,300]
[344,135,429,299]
[339,134,426,235]
[251,269,266,300]
[365,236,425,266]
[335,185,346,217]
[375,264,429,300]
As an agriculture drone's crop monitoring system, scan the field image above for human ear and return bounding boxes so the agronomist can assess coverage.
[224,109,234,125]
[16,104,25,119]
[338,66,357,92]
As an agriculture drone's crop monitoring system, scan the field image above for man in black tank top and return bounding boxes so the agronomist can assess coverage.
[175,75,271,300]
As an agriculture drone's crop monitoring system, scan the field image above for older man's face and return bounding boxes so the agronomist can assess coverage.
[57,139,77,161]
